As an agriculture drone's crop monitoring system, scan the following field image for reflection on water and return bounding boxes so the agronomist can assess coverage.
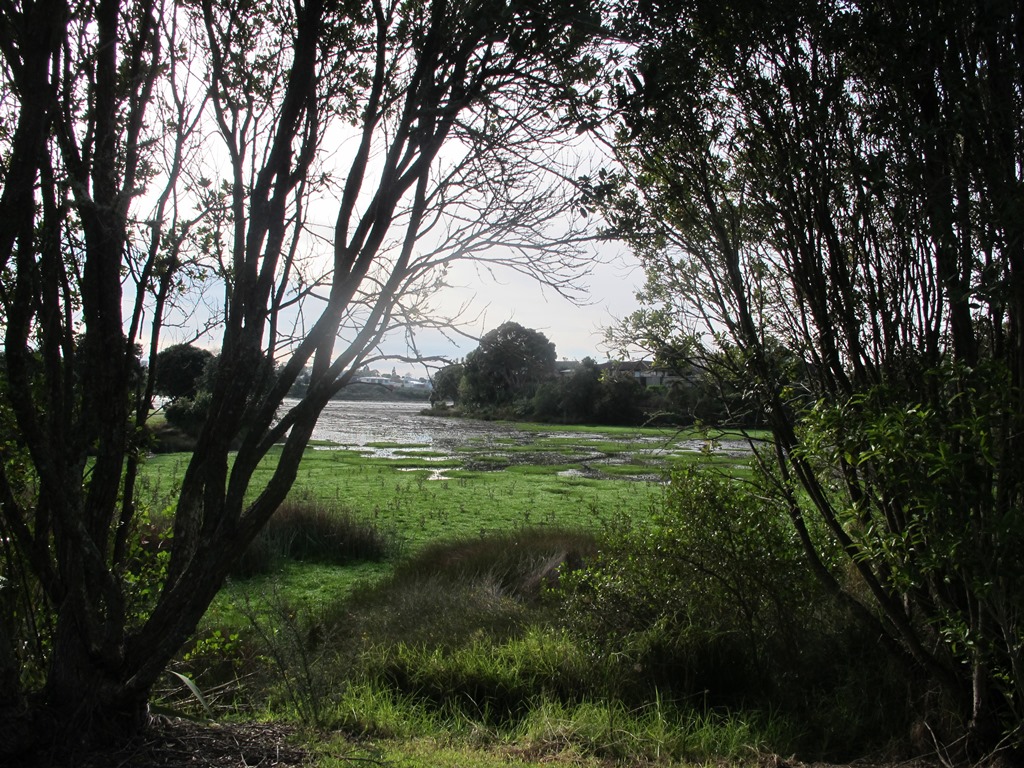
[294,399,528,456]
[288,400,752,468]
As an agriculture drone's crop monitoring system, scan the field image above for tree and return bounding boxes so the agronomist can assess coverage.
[596,0,1024,751]
[592,368,642,426]
[153,344,214,401]
[461,321,557,406]
[532,356,601,422]
[530,357,646,425]
[431,363,464,404]
[0,0,600,750]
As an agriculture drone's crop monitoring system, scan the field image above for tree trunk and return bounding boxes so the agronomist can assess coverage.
[39,609,151,751]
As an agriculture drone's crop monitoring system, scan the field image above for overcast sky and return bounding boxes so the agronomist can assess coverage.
[381,240,644,375]
[142,109,642,376]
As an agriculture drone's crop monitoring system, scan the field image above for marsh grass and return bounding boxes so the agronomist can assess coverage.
[138,418,738,554]
[388,527,596,597]
[145,423,823,764]
[198,523,800,764]
[328,682,789,765]
[511,696,788,764]
[234,500,397,577]
[355,628,600,725]
[170,516,832,765]
[268,451,641,549]
[335,528,597,655]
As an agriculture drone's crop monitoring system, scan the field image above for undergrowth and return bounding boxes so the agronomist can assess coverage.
[153,451,927,766]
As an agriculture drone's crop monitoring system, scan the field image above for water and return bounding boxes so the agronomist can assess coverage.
[291,400,753,470]
[298,399,528,454]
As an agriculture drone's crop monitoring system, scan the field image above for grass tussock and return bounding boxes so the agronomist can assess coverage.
[338,527,598,653]
[234,500,397,577]
[511,697,790,765]
[358,628,595,723]
[389,527,597,600]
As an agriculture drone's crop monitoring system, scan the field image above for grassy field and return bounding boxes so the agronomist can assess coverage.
[141,424,739,615]
[141,422,871,767]
[139,423,753,555]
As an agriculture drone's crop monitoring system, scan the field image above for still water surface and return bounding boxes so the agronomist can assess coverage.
[301,400,515,447]
[293,399,751,465]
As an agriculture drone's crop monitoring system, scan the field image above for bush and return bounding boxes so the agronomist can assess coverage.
[592,374,644,425]
[561,464,813,688]
[163,391,211,436]
[557,462,912,758]
[528,363,646,426]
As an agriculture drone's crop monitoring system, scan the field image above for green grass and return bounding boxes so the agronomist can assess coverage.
[210,561,391,626]
[144,424,677,668]
[141,445,664,553]
[143,422,824,766]
[175,520,801,767]
[313,736,608,768]
[315,687,789,766]
[138,423,751,648]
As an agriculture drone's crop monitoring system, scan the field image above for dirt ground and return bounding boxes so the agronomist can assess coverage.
[13,716,989,768]
[19,719,310,768]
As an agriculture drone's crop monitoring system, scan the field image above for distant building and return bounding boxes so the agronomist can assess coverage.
[399,375,432,391]
[555,359,584,376]
[598,360,681,388]
[352,373,432,391]
[353,375,395,387]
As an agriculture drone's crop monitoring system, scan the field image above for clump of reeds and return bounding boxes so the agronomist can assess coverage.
[234,500,396,577]
[388,526,597,601]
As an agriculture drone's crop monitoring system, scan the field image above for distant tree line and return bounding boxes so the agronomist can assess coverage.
[430,321,759,427]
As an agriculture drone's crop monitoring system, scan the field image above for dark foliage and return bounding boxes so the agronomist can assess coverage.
[596,0,1024,752]
[461,323,557,406]
[558,463,915,758]
[233,501,397,578]
[153,344,214,401]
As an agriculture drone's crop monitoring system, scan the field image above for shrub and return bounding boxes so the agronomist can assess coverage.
[593,374,644,425]
[561,464,812,691]
[163,391,211,436]
[557,462,912,758]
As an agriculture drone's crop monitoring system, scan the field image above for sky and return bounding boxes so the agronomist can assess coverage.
[138,90,645,377]
[379,241,645,376]
[149,236,645,378]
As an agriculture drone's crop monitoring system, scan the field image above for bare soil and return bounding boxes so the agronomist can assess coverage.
[14,716,959,768]
[19,718,310,768]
